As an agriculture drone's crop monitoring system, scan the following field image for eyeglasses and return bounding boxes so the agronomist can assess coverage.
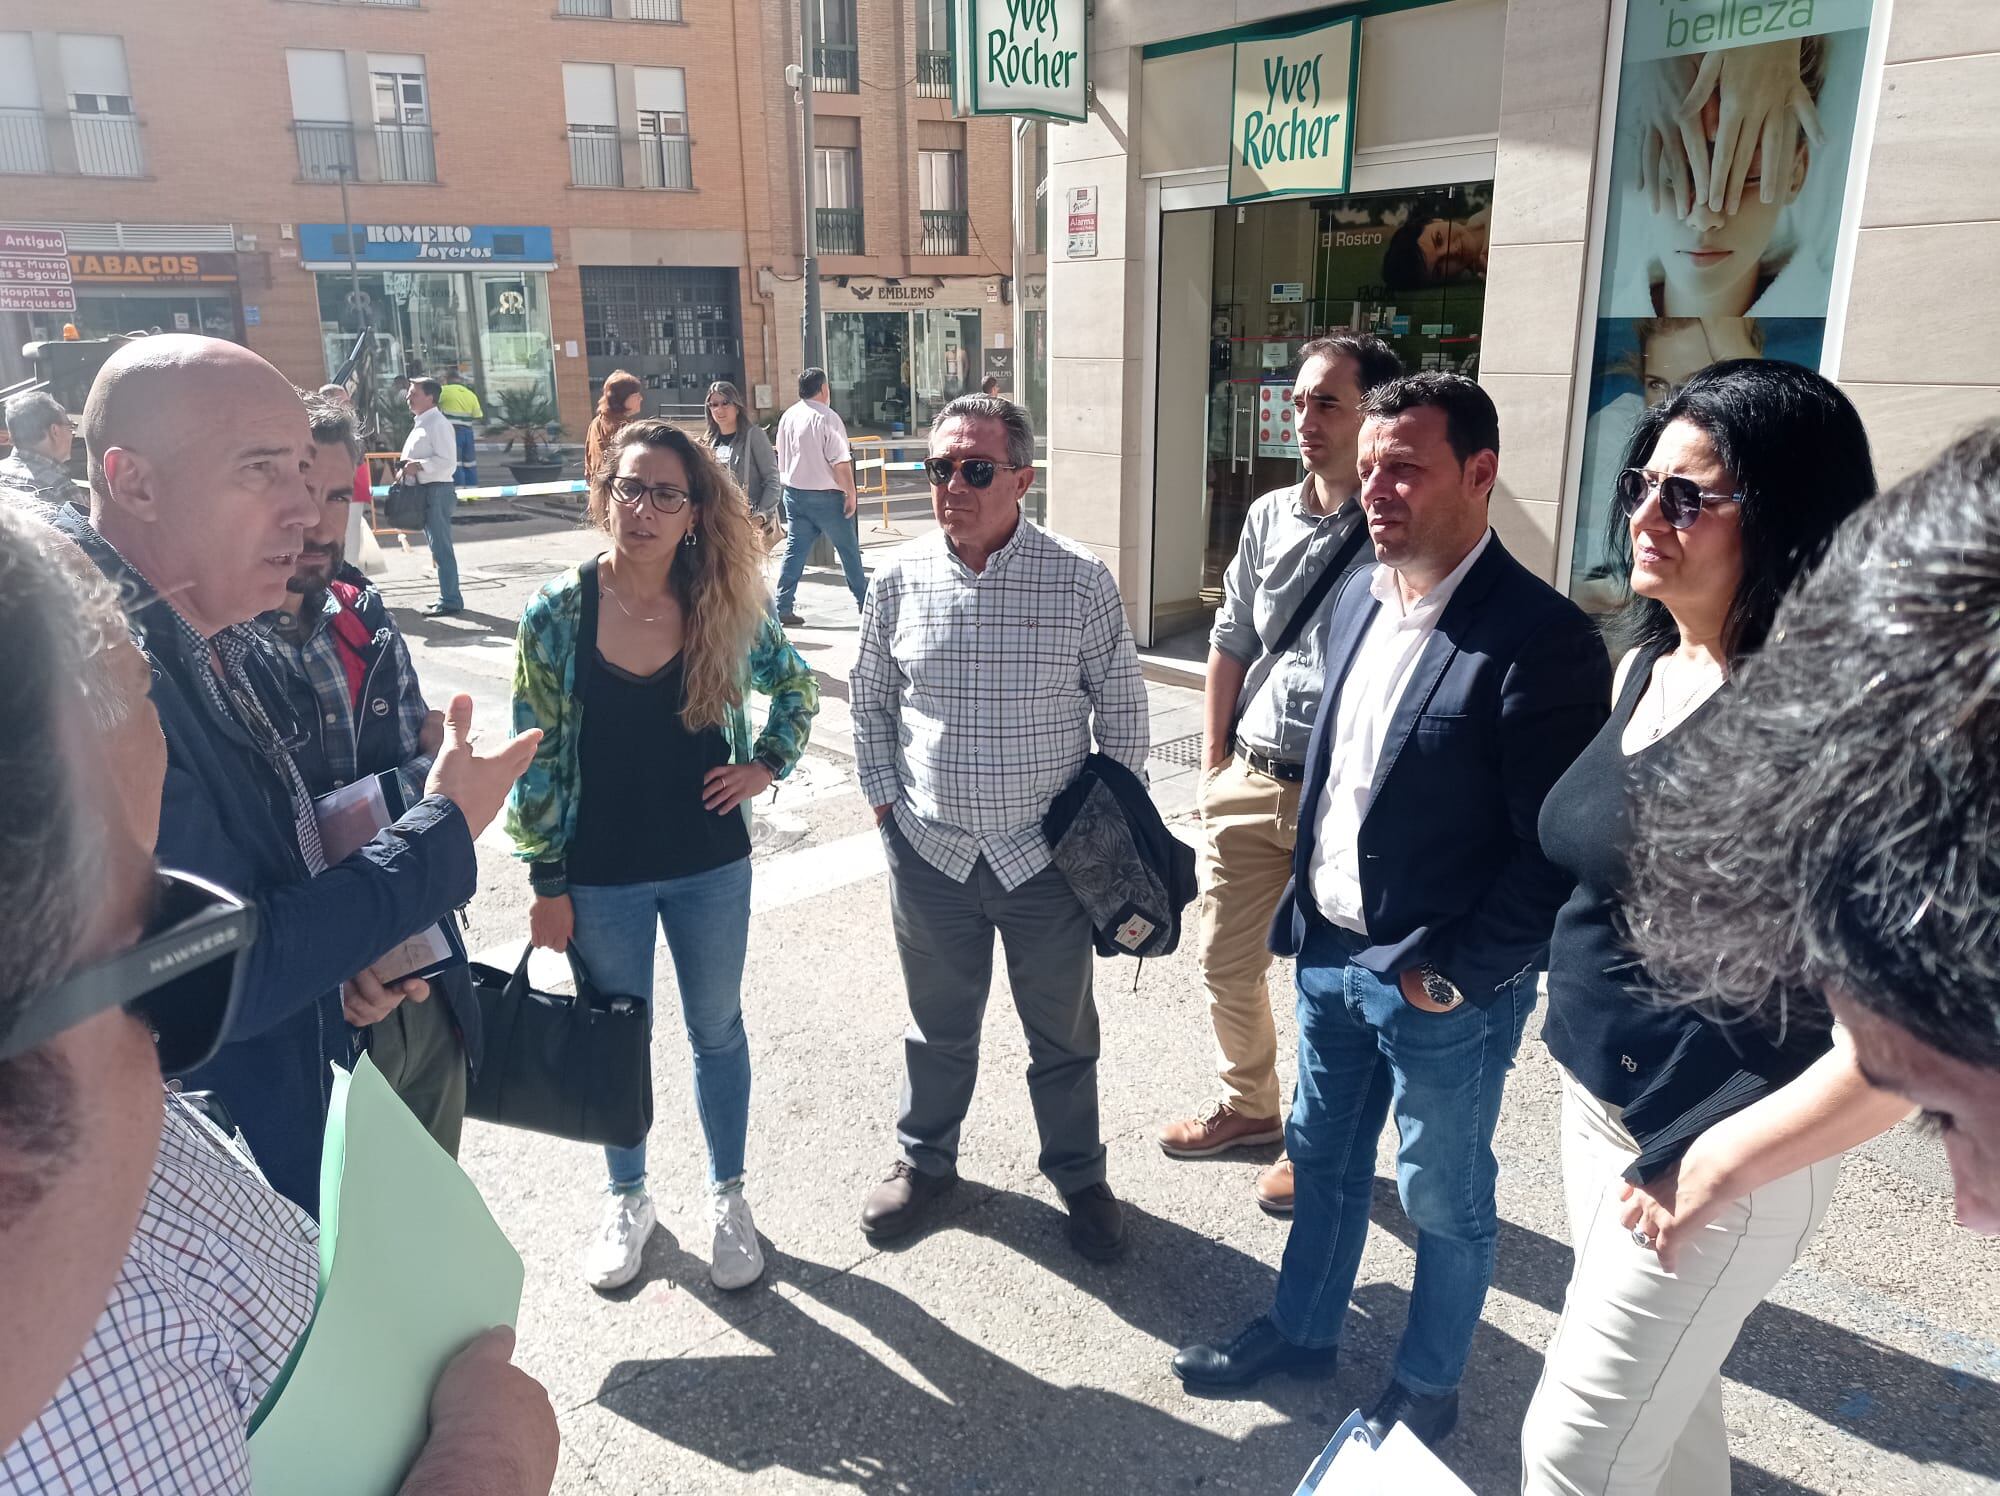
[922,457,1023,489]
[1616,467,1744,530]
[0,869,257,1076]
[608,476,691,514]
[705,398,731,409]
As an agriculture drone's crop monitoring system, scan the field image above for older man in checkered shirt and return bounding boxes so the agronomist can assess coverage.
[851,394,1149,1262]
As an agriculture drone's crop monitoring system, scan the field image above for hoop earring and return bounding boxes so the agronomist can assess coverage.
[683,528,699,547]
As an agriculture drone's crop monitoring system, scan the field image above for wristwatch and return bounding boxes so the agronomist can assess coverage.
[754,749,786,779]
[1417,964,1464,1009]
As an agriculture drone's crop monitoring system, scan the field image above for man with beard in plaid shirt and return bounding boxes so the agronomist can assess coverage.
[851,394,1149,1262]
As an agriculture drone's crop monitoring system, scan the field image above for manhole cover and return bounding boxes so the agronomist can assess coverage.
[1152,733,1203,769]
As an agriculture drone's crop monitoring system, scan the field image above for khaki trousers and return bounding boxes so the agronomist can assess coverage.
[1519,1068,1839,1496]
[369,992,469,1159]
[1194,754,1303,1121]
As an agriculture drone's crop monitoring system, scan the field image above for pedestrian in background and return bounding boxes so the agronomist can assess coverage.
[53,334,535,1214]
[1519,363,1911,1494]
[438,367,483,487]
[773,367,866,627]
[1173,375,1609,1454]
[702,380,782,550]
[263,392,479,1158]
[508,418,818,1295]
[1158,333,1400,1215]
[1624,421,2000,1238]
[0,390,74,510]
[402,376,463,616]
[850,394,1148,1262]
[585,370,644,480]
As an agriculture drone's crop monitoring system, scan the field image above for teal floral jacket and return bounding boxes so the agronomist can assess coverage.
[504,565,819,895]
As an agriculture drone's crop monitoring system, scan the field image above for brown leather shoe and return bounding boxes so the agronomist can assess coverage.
[1255,1156,1294,1217]
[860,1159,959,1241]
[1063,1181,1127,1262]
[1158,1100,1285,1159]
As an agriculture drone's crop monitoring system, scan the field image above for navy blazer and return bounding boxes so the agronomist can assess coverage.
[1269,534,1611,1005]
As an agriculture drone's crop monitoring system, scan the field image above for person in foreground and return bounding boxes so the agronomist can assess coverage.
[54,335,536,1215]
[1519,361,1910,1495]
[850,394,1149,1261]
[1173,374,1611,1449]
[263,392,476,1157]
[1624,420,2000,1238]
[0,510,557,1494]
[509,419,818,1293]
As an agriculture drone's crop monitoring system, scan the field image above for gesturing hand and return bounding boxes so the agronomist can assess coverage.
[702,761,775,815]
[424,693,541,840]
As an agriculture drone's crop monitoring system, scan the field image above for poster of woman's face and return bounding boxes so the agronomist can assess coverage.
[1565,0,1879,605]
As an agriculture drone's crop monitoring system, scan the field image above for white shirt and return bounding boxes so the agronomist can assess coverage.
[1308,529,1494,932]
[774,398,850,491]
[401,405,457,484]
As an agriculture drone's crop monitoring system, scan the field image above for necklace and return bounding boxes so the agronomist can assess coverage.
[1644,654,1721,742]
[600,563,672,625]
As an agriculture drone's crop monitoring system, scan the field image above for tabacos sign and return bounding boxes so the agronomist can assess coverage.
[1228,17,1360,204]
[956,0,1087,123]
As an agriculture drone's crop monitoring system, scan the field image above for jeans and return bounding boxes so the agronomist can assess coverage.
[880,817,1105,1193]
[567,857,753,1191]
[775,486,868,614]
[1270,921,1534,1396]
[420,480,462,608]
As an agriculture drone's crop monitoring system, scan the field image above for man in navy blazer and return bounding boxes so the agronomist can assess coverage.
[1173,373,1610,1448]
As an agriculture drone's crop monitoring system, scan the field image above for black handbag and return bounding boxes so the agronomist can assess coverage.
[463,945,653,1150]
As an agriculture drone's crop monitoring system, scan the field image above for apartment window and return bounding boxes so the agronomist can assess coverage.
[634,66,690,189]
[562,61,620,187]
[811,0,857,93]
[287,48,354,180]
[0,32,50,174]
[368,52,435,182]
[918,147,967,256]
[915,0,950,98]
[631,0,684,17]
[558,0,614,14]
[60,34,143,177]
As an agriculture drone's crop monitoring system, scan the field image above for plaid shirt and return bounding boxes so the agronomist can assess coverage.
[265,586,432,797]
[1,1092,320,1493]
[852,520,1149,890]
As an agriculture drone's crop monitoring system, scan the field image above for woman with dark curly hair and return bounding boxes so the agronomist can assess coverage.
[1520,360,1911,1493]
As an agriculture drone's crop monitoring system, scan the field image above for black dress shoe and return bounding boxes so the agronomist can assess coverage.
[1172,1316,1337,1390]
[1364,1381,1460,1446]
[1062,1181,1126,1262]
[860,1159,958,1240]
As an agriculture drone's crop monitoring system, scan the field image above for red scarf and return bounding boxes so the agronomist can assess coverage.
[326,580,374,706]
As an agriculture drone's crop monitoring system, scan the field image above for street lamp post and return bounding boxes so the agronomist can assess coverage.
[798,0,823,370]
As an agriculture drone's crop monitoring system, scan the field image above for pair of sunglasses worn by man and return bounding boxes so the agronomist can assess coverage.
[0,869,255,1076]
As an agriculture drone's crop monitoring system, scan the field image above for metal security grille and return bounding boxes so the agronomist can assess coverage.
[580,265,743,414]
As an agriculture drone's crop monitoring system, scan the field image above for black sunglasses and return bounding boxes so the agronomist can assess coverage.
[0,869,256,1077]
[609,475,691,514]
[923,456,1023,490]
[1616,467,1744,530]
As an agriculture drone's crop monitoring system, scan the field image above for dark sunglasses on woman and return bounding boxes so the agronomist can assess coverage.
[1616,467,1744,530]
[0,869,257,1077]
[923,456,1024,490]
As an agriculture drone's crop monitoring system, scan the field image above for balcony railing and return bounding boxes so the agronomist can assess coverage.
[917,50,952,98]
[0,107,51,174]
[920,208,967,257]
[568,126,622,187]
[375,121,436,183]
[631,0,683,16]
[72,112,144,177]
[639,133,692,190]
[812,42,858,93]
[356,0,420,7]
[557,0,612,13]
[816,207,863,256]
[293,120,358,180]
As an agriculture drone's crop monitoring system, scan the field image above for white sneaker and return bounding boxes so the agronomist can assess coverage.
[708,1184,765,1291]
[581,1189,656,1292]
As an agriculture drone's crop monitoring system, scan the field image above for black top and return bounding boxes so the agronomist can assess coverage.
[1539,645,1828,1179]
[568,648,750,887]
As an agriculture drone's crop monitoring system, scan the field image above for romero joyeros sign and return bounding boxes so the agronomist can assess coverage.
[1228,17,1359,204]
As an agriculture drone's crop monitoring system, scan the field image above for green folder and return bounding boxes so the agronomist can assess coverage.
[247,1055,525,1494]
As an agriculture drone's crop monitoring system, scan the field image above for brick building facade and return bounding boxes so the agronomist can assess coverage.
[0,0,1021,450]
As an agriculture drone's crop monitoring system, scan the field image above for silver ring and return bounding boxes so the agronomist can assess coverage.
[1631,1228,1655,1249]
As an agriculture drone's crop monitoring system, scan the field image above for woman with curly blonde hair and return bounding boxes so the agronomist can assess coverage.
[505,417,818,1296]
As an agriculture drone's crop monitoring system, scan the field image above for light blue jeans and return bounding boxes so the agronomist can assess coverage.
[775,486,868,614]
[567,857,753,1192]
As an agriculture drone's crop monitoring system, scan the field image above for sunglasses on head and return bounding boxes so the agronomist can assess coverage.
[0,869,256,1077]
[923,457,1023,490]
[1616,467,1745,530]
